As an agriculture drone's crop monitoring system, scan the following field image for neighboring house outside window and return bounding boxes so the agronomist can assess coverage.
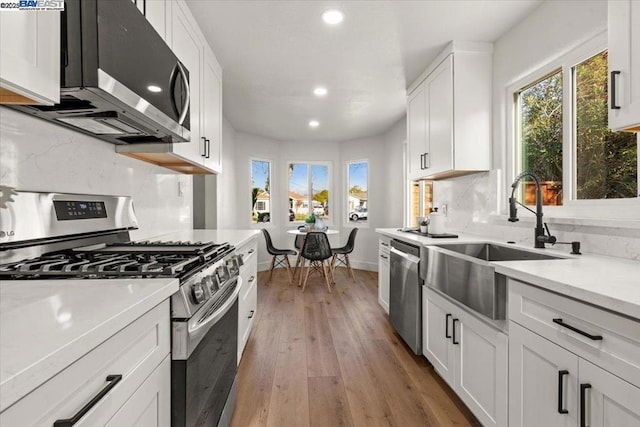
[251,159,271,223]
[347,160,368,223]
[288,162,331,221]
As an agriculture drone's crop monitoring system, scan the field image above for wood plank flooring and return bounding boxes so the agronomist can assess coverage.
[231,267,481,427]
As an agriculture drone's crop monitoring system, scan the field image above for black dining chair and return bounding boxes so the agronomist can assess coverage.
[292,225,306,278]
[299,231,333,292]
[331,227,359,282]
[262,229,296,285]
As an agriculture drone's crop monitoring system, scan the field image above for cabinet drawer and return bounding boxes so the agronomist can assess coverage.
[240,253,257,301]
[509,279,640,387]
[1,301,170,426]
[379,236,391,256]
[238,238,258,271]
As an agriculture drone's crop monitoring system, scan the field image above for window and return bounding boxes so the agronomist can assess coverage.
[347,161,368,223]
[512,35,638,215]
[409,180,433,227]
[251,159,271,223]
[516,70,564,206]
[288,162,330,221]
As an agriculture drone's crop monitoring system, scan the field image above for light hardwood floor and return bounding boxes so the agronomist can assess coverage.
[231,267,481,427]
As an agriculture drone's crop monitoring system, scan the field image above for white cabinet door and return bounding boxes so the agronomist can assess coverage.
[423,290,455,385]
[608,0,640,131]
[378,253,389,313]
[426,55,454,177]
[454,307,507,427]
[201,47,223,173]
[407,82,428,180]
[169,0,202,164]
[578,358,640,427]
[144,0,166,39]
[106,356,171,427]
[509,321,579,427]
[0,10,59,105]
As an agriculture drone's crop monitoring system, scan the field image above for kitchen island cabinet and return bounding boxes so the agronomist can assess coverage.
[0,10,59,105]
[0,278,178,426]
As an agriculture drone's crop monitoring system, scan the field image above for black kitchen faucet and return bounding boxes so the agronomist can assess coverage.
[508,171,557,249]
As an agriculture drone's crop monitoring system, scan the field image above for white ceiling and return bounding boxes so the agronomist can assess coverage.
[186,0,542,143]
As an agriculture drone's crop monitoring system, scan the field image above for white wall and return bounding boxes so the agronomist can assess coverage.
[383,117,407,227]
[431,0,640,260]
[0,107,193,241]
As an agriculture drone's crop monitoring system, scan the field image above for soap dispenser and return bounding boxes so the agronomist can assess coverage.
[429,207,445,235]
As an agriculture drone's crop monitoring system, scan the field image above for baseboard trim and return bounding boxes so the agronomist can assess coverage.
[258,258,378,272]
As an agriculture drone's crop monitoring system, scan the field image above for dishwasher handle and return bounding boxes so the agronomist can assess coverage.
[390,247,420,264]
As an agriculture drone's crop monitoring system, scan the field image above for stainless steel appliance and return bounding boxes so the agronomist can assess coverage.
[8,0,190,145]
[0,190,240,427]
[389,239,422,354]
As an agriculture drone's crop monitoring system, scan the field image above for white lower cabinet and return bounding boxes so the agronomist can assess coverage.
[510,321,640,427]
[423,288,507,427]
[0,301,170,426]
[508,279,640,427]
[378,236,390,313]
[237,236,258,361]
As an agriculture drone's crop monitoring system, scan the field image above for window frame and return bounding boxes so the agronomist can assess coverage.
[345,159,370,228]
[506,31,639,223]
[286,160,333,224]
[249,157,273,226]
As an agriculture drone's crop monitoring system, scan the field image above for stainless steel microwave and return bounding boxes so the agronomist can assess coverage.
[9,0,190,145]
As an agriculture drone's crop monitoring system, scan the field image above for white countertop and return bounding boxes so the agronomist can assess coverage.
[0,278,178,412]
[376,228,640,321]
[149,229,260,248]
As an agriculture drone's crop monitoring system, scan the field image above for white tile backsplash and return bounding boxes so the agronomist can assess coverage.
[433,171,640,261]
[0,107,192,240]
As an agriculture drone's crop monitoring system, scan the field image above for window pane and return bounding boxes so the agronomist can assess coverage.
[288,163,308,221]
[251,160,271,223]
[518,70,564,206]
[311,164,329,218]
[348,161,368,222]
[575,51,638,199]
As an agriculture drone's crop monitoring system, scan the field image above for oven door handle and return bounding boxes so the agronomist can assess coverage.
[190,277,241,335]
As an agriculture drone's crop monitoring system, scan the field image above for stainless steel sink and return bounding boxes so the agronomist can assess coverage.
[420,243,564,320]
[434,242,564,262]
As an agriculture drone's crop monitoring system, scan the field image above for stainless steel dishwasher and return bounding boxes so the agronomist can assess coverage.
[389,239,422,354]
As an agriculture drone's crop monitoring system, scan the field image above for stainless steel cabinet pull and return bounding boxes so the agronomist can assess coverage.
[381,242,389,247]
[558,370,569,414]
[580,383,592,427]
[452,318,459,344]
[423,152,429,169]
[445,313,452,338]
[610,70,621,110]
[380,254,388,259]
[248,310,255,319]
[205,139,211,159]
[248,275,255,283]
[552,318,603,341]
[54,374,122,427]
[248,249,255,254]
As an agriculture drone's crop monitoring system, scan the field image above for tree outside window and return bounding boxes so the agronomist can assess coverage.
[288,162,330,221]
[251,160,271,223]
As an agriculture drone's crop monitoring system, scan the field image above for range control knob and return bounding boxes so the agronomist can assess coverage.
[236,254,244,267]
[204,275,218,293]
[191,282,206,304]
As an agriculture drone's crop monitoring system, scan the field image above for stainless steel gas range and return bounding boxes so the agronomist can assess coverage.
[0,190,240,427]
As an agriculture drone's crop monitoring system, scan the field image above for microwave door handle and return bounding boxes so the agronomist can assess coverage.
[169,63,180,118]
[176,61,190,126]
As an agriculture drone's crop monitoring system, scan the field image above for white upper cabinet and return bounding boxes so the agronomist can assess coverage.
[142,0,167,40]
[608,0,640,132]
[201,46,223,173]
[0,10,60,105]
[407,42,492,180]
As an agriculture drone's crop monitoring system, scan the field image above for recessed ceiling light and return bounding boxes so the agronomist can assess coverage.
[313,87,328,97]
[147,85,162,93]
[309,120,320,128]
[322,9,344,25]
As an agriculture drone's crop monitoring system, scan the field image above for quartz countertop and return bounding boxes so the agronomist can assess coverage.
[376,228,640,321]
[149,229,260,248]
[0,278,178,412]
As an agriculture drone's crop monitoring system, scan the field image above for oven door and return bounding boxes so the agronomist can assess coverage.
[171,277,240,427]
